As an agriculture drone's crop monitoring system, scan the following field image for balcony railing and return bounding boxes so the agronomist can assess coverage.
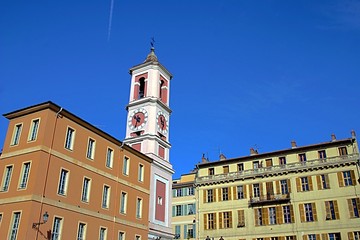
[249,193,290,206]
[196,153,359,185]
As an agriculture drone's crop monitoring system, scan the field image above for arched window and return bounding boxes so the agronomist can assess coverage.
[159,80,164,99]
[139,78,145,99]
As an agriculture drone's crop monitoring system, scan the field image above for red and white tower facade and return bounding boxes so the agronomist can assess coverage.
[124,47,174,240]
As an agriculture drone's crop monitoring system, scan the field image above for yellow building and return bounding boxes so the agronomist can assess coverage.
[195,132,360,240]
[172,172,197,240]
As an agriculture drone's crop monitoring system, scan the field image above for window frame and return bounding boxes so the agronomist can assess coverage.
[102,185,110,209]
[86,138,95,160]
[1,165,13,192]
[77,222,87,240]
[51,216,63,240]
[81,177,91,202]
[136,197,143,219]
[64,127,75,150]
[28,118,40,142]
[106,148,114,168]
[99,227,107,240]
[120,191,127,214]
[18,162,31,189]
[138,164,144,182]
[57,168,69,196]
[123,156,130,176]
[8,211,21,240]
[11,123,23,146]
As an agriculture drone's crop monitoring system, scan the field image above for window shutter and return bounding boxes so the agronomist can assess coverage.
[254,209,259,226]
[233,186,237,200]
[214,189,217,202]
[228,187,232,200]
[184,225,187,239]
[249,184,253,198]
[325,174,330,189]
[219,212,223,229]
[183,204,187,216]
[238,210,245,224]
[214,212,217,229]
[348,232,354,240]
[244,185,247,198]
[299,204,305,222]
[263,207,268,225]
[302,235,306,240]
[334,200,340,219]
[219,188,222,202]
[279,236,285,240]
[308,176,313,191]
[315,234,320,240]
[296,178,301,192]
[203,214,207,230]
[316,175,322,190]
[260,183,264,196]
[172,189,176,197]
[229,211,233,228]
[287,179,292,193]
[172,206,176,217]
[193,224,196,238]
[325,201,330,219]
[347,199,355,217]
[290,205,295,223]
[322,234,328,240]
[337,172,344,187]
[350,170,356,185]
[312,203,317,221]
[203,190,207,203]
[276,206,282,224]
[276,181,280,194]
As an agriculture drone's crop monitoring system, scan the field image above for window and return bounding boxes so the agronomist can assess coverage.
[174,225,181,239]
[301,203,317,222]
[11,124,22,145]
[106,148,113,168]
[265,158,273,167]
[222,187,229,201]
[135,235,141,240]
[348,198,360,218]
[237,185,245,199]
[2,165,13,191]
[283,205,292,223]
[223,166,229,173]
[120,192,127,214]
[317,174,330,190]
[81,177,91,202]
[138,77,145,99]
[339,146,348,156]
[136,198,143,218]
[279,156,286,165]
[338,170,356,187]
[299,153,307,162]
[220,211,232,228]
[205,213,216,229]
[255,208,263,226]
[99,227,107,240]
[123,157,129,175]
[188,204,194,214]
[176,188,182,197]
[269,207,276,224]
[343,171,354,186]
[208,168,214,175]
[280,179,289,194]
[206,189,215,203]
[188,187,194,196]
[307,235,317,240]
[187,224,194,238]
[325,200,339,220]
[350,231,360,240]
[52,217,62,240]
[253,161,260,169]
[301,177,310,191]
[318,150,326,159]
[253,183,260,197]
[102,185,110,208]
[238,163,244,171]
[86,138,95,159]
[77,222,86,240]
[28,119,40,141]
[297,176,312,192]
[175,205,182,216]
[58,169,69,195]
[19,162,31,189]
[328,233,341,240]
[237,210,245,227]
[118,231,125,240]
[9,212,21,240]
[138,164,144,182]
[65,127,75,150]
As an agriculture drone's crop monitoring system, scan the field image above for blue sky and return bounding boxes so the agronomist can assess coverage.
[1,0,359,179]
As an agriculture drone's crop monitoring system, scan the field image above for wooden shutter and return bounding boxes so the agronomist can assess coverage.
[302,236,306,240]
[316,175,322,190]
[229,211,233,228]
[276,180,280,194]
[287,179,292,193]
[219,212,223,229]
[322,234,328,240]
[325,201,330,219]
[266,182,274,195]
[254,208,259,226]
[299,204,305,222]
[228,187,232,200]
[244,185,247,198]
[219,188,222,202]
[348,199,355,217]
[279,237,285,240]
[214,213,217,229]
[263,207,268,225]
[233,186,237,200]
[350,170,356,185]
[348,232,354,240]
[296,178,301,192]
[290,205,295,223]
[334,200,340,219]
[184,225,187,239]
[203,214,207,230]
[325,174,330,189]
[260,183,264,196]
[214,189,217,202]
[312,203,317,221]
[203,190,207,203]
[238,210,245,225]
[308,176,313,191]
[249,184,253,198]
[276,206,282,224]
[337,172,344,187]
[172,206,176,217]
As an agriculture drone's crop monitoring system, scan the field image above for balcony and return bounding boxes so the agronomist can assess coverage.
[195,153,359,186]
[249,193,290,207]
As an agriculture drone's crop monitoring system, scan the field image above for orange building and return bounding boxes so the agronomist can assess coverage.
[0,101,152,239]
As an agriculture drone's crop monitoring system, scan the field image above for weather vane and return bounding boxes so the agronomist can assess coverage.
[150,37,155,49]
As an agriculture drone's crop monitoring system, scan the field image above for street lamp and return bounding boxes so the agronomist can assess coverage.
[32,212,49,228]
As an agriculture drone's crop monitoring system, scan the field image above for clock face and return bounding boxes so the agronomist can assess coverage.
[157,111,168,134]
[128,108,148,131]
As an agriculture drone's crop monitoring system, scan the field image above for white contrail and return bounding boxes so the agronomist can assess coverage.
[107,0,114,42]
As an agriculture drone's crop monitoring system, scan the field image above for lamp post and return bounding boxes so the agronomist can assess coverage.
[32,212,49,228]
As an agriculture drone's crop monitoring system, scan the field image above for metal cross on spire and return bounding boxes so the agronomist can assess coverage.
[150,37,155,49]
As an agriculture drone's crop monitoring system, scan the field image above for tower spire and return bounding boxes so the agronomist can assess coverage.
[145,37,158,62]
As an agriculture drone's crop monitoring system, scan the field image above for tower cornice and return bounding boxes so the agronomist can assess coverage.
[126,97,171,113]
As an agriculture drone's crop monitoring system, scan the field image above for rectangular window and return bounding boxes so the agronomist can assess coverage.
[120,192,127,214]
[135,235,141,240]
[52,217,62,240]
[280,179,289,194]
[223,166,229,173]
[106,148,113,168]
[11,124,22,145]
[279,156,286,165]
[175,225,181,239]
[28,119,40,141]
[299,153,307,162]
[343,171,354,186]
[339,146,348,156]
[77,222,86,240]
[269,207,276,224]
[207,189,214,203]
[176,188,182,197]
[118,231,125,240]
[2,165,13,191]
[102,185,110,208]
[207,213,216,229]
[81,177,91,202]
[138,164,144,182]
[283,205,291,223]
[317,174,330,190]
[237,185,245,199]
[19,162,31,189]
[188,203,194,215]
[265,158,273,167]
[301,177,310,191]
[308,234,317,240]
[222,187,229,201]
[208,168,214,175]
[255,208,263,226]
[237,210,245,227]
[348,198,360,218]
[188,187,194,196]
[65,127,75,150]
[9,212,21,240]
[238,163,244,171]
[58,169,69,195]
[253,183,260,197]
[253,161,260,169]
[222,211,232,228]
[123,157,129,175]
[176,205,182,216]
[325,200,339,220]
[187,224,194,238]
[86,138,95,159]
[318,150,326,159]
[328,233,341,240]
[304,203,314,222]
[136,198,143,218]
[99,227,107,240]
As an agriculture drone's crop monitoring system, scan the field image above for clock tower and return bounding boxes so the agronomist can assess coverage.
[124,47,174,240]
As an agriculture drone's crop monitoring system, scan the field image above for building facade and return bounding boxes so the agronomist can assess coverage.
[123,47,174,240]
[195,132,360,240]
[0,102,152,239]
[172,172,197,240]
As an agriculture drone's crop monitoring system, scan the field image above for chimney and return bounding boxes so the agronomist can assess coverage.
[351,130,356,138]
[201,153,208,163]
[250,148,258,155]
[331,134,336,142]
[291,140,297,148]
[219,153,226,161]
